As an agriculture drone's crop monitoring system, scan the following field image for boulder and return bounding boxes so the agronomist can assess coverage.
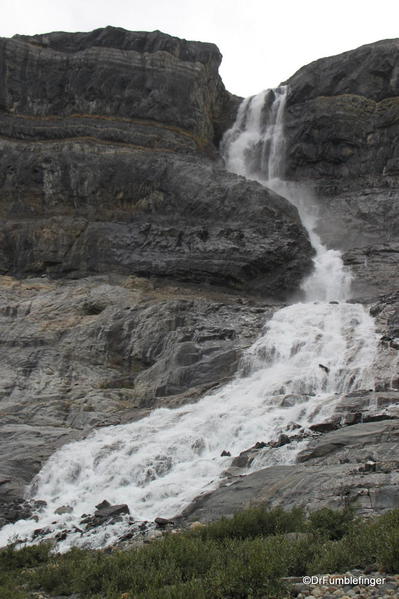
[94,503,130,519]
[55,505,73,515]
[80,502,130,529]
[95,500,111,510]
[154,517,170,527]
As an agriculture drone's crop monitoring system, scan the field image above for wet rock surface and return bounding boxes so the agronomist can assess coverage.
[181,424,399,524]
[182,402,399,523]
[0,273,276,510]
[80,502,130,529]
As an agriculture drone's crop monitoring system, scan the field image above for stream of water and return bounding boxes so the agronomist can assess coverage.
[0,87,378,551]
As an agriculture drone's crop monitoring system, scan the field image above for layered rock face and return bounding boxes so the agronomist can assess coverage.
[2,27,233,150]
[0,26,312,296]
[282,39,399,298]
[0,148,311,295]
[0,27,314,514]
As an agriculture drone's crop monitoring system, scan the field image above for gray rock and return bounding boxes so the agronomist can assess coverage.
[94,503,130,519]
[79,503,130,531]
[180,458,399,524]
[296,420,399,464]
[0,146,312,298]
[95,499,111,510]
[5,27,235,150]
[54,505,73,515]
[154,517,170,527]
[180,418,399,523]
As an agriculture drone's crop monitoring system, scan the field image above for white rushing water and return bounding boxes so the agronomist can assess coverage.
[222,86,353,302]
[0,87,378,551]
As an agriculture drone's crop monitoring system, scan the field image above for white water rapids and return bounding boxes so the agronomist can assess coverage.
[0,87,378,551]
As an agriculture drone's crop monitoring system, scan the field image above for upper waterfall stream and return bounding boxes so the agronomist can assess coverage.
[0,87,378,551]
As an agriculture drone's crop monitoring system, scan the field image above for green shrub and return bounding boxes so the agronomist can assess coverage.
[193,506,306,541]
[0,543,52,599]
[0,542,51,570]
[0,579,27,599]
[308,506,355,540]
[136,578,209,599]
[306,538,353,574]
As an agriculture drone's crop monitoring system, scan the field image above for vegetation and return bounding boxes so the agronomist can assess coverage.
[1,506,398,599]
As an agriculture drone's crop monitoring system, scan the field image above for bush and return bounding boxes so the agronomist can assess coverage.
[308,507,355,540]
[193,506,306,541]
[0,542,51,570]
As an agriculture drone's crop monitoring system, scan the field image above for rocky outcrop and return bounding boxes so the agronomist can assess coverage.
[181,450,399,524]
[0,147,312,297]
[4,27,235,150]
[282,39,399,299]
[0,27,312,298]
[181,416,399,523]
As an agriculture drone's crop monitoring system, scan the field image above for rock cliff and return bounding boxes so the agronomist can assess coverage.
[0,26,312,296]
[282,39,399,298]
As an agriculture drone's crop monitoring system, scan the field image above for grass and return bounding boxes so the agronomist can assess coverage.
[1,506,399,598]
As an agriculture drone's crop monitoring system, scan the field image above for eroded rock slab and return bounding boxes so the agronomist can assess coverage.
[0,274,278,508]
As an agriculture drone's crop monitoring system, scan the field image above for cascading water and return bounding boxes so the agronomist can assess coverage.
[0,87,378,552]
[222,87,287,180]
[222,86,353,302]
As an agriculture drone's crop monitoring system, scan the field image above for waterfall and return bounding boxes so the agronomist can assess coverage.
[222,87,287,181]
[222,86,353,303]
[0,88,378,552]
